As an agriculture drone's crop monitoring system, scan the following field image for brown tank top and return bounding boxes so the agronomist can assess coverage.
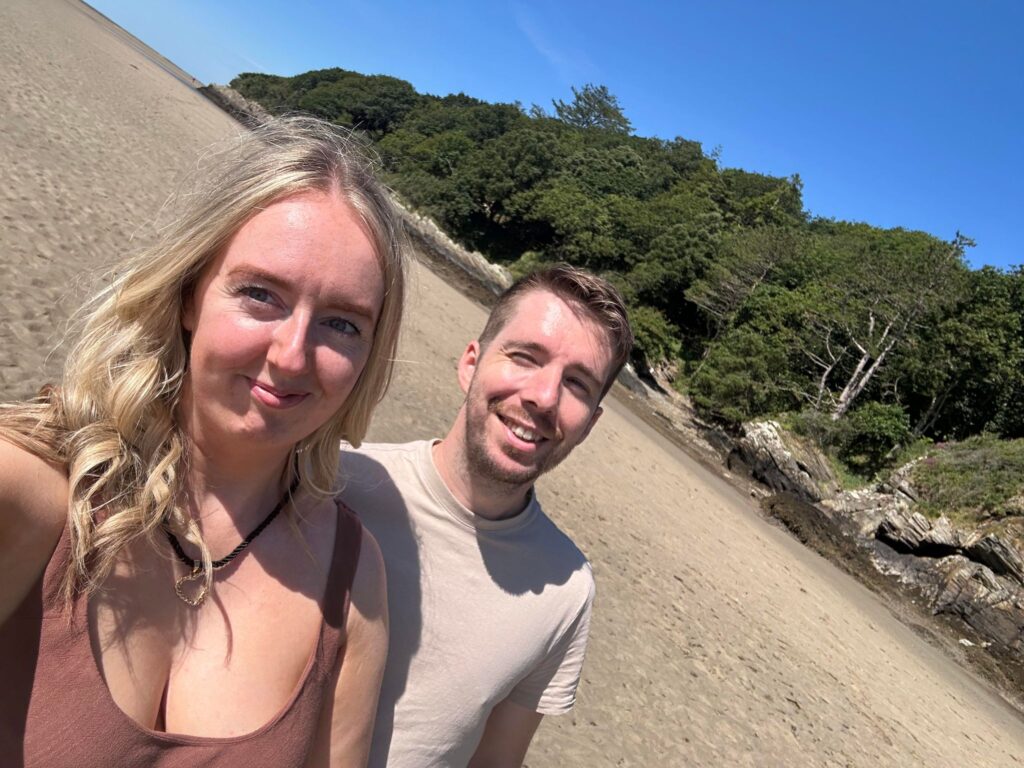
[0,502,363,768]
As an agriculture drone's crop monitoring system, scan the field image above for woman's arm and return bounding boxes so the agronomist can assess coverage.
[0,438,67,625]
[307,528,389,768]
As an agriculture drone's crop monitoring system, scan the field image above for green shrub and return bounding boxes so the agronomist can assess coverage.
[689,327,793,423]
[507,250,546,280]
[835,402,911,476]
[911,435,1024,524]
[785,408,839,448]
[629,305,680,369]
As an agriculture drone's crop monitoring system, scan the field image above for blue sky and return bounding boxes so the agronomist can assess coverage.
[89,0,1022,270]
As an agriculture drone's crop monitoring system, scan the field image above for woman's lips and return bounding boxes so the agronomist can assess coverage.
[249,378,309,409]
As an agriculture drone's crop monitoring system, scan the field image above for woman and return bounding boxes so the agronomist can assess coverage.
[0,116,406,766]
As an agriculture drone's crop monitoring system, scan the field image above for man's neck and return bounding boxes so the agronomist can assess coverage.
[431,432,532,522]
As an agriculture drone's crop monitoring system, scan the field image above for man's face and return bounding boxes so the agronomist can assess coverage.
[457,289,615,489]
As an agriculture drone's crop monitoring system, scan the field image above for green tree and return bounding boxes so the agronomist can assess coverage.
[552,84,633,134]
[792,226,969,419]
[686,227,802,341]
[890,266,1024,439]
[835,402,911,476]
[689,327,796,422]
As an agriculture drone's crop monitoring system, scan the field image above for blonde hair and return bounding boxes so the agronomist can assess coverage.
[0,116,406,603]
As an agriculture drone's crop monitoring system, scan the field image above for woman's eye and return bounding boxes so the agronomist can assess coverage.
[326,317,360,336]
[240,285,273,304]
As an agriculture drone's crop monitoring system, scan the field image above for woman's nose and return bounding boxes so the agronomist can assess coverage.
[268,313,311,374]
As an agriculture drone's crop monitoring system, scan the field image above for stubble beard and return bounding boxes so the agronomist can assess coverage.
[461,378,571,489]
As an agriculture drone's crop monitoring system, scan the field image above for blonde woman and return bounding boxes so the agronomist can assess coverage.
[0,116,405,767]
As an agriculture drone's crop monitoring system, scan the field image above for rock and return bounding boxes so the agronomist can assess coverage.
[875,508,962,556]
[736,421,840,502]
[876,508,933,551]
[615,363,650,398]
[882,458,924,503]
[197,84,272,128]
[928,516,964,550]
[398,207,513,297]
[926,556,1024,652]
[963,534,1024,587]
[1001,494,1024,517]
[821,489,910,537]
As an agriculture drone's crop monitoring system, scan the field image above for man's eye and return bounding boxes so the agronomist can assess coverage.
[326,317,360,336]
[567,377,591,395]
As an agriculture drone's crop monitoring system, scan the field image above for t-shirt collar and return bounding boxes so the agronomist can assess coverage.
[420,440,539,532]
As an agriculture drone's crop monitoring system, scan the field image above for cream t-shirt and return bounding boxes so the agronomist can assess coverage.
[339,441,595,768]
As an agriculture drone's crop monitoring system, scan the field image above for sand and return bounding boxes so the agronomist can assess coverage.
[3,1,1024,765]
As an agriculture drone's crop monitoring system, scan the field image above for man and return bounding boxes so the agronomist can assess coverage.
[340,265,633,767]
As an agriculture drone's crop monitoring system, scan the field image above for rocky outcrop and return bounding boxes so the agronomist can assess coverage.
[395,207,513,297]
[876,508,964,556]
[197,84,272,128]
[861,502,1024,653]
[912,555,1024,652]
[964,534,1024,587]
[735,421,841,502]
[758,436,1024,670]
[878,457,923,503]
[820,489,910,536]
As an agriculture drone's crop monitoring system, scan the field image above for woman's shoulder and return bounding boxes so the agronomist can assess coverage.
[0,435,68,518]
[0,436,68,623]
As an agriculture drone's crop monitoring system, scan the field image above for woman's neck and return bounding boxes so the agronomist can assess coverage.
[183,441,293,547]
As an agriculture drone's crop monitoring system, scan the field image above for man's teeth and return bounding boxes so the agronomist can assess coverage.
[510,424,541,443]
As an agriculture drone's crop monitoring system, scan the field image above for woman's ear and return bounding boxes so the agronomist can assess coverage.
[181,287,196,333]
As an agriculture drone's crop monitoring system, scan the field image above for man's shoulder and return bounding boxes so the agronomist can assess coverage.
[531,505,589,557]
[516,502,596,599]
[340,440,426,480]
[341,439,427,462]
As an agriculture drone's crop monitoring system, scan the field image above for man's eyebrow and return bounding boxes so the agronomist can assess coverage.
[227,266,378,320]
[503,340,602,388]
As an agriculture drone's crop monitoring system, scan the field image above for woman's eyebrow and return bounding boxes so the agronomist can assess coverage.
[227,266,378,320]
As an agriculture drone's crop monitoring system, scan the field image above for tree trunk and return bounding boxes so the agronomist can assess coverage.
[832,335,897,420]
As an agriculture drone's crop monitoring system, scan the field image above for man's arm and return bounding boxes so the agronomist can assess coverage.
[469,567,595,767]
[467,699,544,768]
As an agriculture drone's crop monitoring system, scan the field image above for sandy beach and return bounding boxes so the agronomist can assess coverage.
[3,1,1024,765]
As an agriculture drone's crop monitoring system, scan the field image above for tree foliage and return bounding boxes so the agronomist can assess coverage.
[233,68,1023,459]
[552,84,633,134]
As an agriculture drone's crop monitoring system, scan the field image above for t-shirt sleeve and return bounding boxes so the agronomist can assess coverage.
[506,569,596,716]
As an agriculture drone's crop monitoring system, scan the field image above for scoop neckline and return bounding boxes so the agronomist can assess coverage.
[87,626,324,746]
[74,508,339,746]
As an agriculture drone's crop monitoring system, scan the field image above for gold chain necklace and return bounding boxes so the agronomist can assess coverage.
[164,480,298,607]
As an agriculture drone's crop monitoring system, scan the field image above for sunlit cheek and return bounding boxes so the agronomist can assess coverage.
[499,364,532,388]
[316,348,370,398]
[567,404,596,436]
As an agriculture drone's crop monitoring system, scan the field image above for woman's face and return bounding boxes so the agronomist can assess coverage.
[180,189,384,455]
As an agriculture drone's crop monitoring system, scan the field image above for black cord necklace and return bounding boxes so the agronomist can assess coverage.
[165,478,299,607]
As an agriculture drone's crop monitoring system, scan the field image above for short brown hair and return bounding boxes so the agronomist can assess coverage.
[478,264,633,398]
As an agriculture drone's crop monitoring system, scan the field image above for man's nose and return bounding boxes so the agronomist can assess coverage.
[268,313,311,374]
[521,366,560,412]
